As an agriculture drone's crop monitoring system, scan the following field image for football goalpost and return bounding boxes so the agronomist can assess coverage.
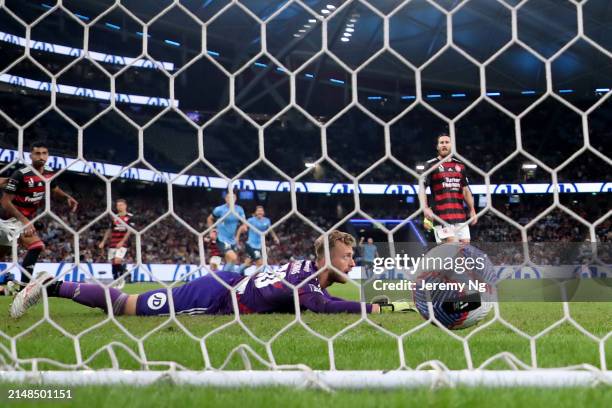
[0,0,611,389]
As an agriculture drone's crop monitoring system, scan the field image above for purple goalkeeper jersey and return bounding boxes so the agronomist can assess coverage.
[136,261,372,316]
[236,260,372,314]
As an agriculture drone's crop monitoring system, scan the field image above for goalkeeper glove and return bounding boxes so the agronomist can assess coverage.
[374,299,416,313]
[423,217,434,231]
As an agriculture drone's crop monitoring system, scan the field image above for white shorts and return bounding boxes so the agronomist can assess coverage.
[108,247,128,261]
[0,218,23,247]
[433,223,471,244]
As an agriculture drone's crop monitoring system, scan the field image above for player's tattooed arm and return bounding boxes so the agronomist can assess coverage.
[463,186,477,225]
[52,186,78,212]
[419,183,434,221]
[270,229,280,245]
[98,229,110,249]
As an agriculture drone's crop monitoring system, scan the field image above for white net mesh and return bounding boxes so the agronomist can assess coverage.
[0,0,610,387]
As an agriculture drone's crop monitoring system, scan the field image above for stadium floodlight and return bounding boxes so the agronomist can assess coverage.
[304,162,316,168]
[416,165,425,171]
[522,163,538,170]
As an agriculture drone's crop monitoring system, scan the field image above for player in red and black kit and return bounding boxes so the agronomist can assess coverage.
[0,141,78,289]
[205,229,222,258]
[419,133,477,243]
[98,199,134,288]
[204,229,222,269]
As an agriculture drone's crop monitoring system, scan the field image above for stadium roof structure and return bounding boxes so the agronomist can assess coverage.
[0,0,610,116]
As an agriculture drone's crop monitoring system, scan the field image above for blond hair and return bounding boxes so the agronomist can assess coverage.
[314,230,356,260]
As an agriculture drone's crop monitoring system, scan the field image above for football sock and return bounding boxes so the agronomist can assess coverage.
[47,280,128,315]
[111,263,122,280]
[21,241,44,285]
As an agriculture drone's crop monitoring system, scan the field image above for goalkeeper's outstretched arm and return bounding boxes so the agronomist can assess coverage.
[298,290,379,314]
[298,291,413,314]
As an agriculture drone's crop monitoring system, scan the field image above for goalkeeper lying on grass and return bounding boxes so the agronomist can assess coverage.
[10,230,413,318]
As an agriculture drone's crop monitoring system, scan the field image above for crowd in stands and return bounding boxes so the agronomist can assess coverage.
[0,175,604,267]
[1,90,610,185]
[0,33,609,269]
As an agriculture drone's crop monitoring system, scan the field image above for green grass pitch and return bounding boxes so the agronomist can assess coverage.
[0,282,610,406]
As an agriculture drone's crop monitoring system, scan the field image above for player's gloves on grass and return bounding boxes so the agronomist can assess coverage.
[374,298,416,313]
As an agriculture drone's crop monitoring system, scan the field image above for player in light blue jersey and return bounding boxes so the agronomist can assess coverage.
[207,191,245,271]
[236,206,280,269]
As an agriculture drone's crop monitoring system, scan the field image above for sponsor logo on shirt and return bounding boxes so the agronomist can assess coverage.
[443,177,462,189]
[309,284,322,294]
[147,292,167,310]
[24,192,45,202]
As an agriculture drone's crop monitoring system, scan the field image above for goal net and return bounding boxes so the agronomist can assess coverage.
[0,0,610,388]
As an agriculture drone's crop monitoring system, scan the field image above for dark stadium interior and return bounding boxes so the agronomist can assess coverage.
[0,0,610,265]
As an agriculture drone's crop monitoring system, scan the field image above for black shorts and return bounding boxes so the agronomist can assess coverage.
[216,238,238,255]
[245,244,262,261]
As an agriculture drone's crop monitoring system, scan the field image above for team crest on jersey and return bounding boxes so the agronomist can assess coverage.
[438,165,444,172]
[455,164,461,172]
[27,178,35,188]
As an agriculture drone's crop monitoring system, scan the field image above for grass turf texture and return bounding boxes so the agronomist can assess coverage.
[0,384,610,408]
[0,283,610,371]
